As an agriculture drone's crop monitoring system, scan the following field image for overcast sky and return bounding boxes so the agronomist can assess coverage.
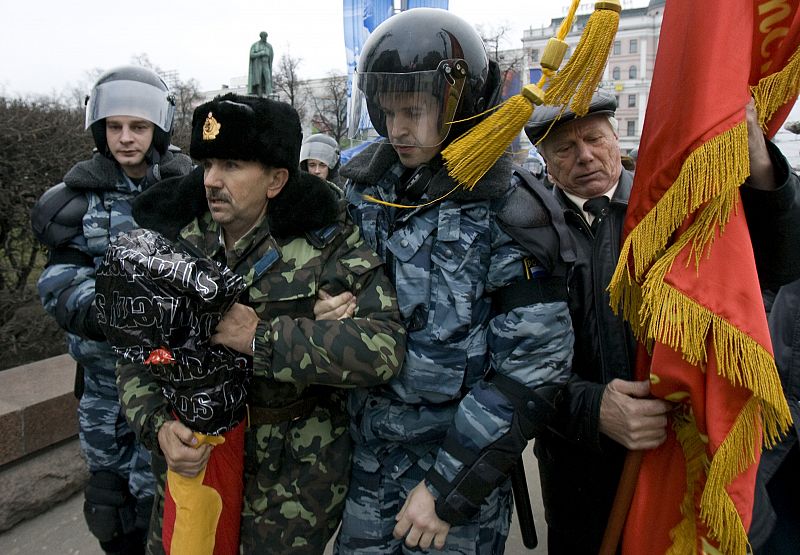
[2,0,649,98]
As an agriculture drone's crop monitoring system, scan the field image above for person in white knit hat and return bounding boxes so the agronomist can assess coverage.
[300,133,341,185]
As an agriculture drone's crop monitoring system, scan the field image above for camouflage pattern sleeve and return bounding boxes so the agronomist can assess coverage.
[428,219,574,490]
[116,360,172,453]
[254,222,406,389]
[37,260,98,339]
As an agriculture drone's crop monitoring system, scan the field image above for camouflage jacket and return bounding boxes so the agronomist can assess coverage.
[117,168,405,451]
[340,141,574,494]
[36,151,192,370]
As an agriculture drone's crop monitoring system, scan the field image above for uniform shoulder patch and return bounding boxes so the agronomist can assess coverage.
[305,223,341,249]
[253,247,280,279]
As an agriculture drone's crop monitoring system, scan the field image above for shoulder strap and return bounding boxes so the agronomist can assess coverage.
[498,166,576,277]
[305,222,342,249]
[509,165,576,267]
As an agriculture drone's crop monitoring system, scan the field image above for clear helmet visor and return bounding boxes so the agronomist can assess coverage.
[85,80,175,132]
[348,59,467,148]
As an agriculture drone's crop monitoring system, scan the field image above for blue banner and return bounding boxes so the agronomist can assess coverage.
[529,68,543,86]
[405,0,448,8]
[343,0,394,80]
[343,0,394,132]
[342,1,449,136]
[501,69,521,100]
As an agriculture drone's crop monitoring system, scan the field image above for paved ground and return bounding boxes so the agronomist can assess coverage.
[0,444,546,554]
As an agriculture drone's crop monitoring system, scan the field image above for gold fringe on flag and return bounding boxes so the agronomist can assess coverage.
[751,44,800,132]
[666,400,762,555]
[603,29,799,555]
[608,122,750,295]
[628,241,791,445]
[698,397,760,554]
[666,410,707,555]
[545,1,623,115]
[607,109,793,552]
[441,0,622,190]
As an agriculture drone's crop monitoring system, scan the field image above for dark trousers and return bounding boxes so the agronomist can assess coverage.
[755,443,800,555]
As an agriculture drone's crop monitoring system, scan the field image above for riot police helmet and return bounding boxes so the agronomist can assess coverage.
[85,65,176,156]
[348,8,502,149]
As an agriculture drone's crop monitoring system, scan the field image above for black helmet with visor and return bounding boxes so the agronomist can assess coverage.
[348,8,501,149]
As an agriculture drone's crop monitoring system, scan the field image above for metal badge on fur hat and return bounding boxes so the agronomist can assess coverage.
[190,93,302,172]
[203,113,221,141]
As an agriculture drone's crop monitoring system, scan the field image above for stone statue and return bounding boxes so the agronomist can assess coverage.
[248,31,274,97]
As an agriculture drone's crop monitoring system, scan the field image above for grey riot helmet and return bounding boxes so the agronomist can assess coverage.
[85,65,176,156]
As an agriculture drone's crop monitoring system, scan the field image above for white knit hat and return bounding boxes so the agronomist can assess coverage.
[300,134,340,169]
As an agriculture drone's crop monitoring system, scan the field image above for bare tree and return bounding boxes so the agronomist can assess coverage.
[273,52,306,121]
[306,72,349,143]
[0,96,91,366]
[65,68,105,111]
[478,24,526,91]
[130,53,161,72]
[0,97,91,292]
[170,78,203,151]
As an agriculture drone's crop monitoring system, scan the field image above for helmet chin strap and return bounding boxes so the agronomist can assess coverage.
[145,145,161,166]
[142,147,163,189]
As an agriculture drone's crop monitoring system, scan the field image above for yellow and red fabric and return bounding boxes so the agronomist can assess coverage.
[162,421,245,555]
[608,0,800,552]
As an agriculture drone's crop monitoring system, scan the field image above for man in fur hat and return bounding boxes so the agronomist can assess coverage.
[116,93,405,554]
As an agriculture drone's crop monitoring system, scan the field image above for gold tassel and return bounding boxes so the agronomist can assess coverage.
[441,0,586,190]
[441,85,545,189]
[751,44,800,132]
[545,0,623,115]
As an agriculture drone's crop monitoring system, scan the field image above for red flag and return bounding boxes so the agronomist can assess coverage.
[608,0,800,552]
[162,421,245,555]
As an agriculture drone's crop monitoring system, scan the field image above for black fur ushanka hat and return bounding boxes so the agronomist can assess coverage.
[190,93,302,175]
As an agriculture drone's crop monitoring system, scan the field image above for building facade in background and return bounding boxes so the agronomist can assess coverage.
[196,0,800,168]
[520,0,666,154]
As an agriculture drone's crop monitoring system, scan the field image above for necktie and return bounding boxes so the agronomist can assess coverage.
[584,196,610,233]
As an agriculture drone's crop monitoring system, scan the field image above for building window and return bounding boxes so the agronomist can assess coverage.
[615,95,620,107]
[627,120,636,136]
[612,66,621,80]
[531,49,539,62]
[629,65,637,79]
[628,94,636,107]
[630,39,638,54]
[613,41,621,55]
